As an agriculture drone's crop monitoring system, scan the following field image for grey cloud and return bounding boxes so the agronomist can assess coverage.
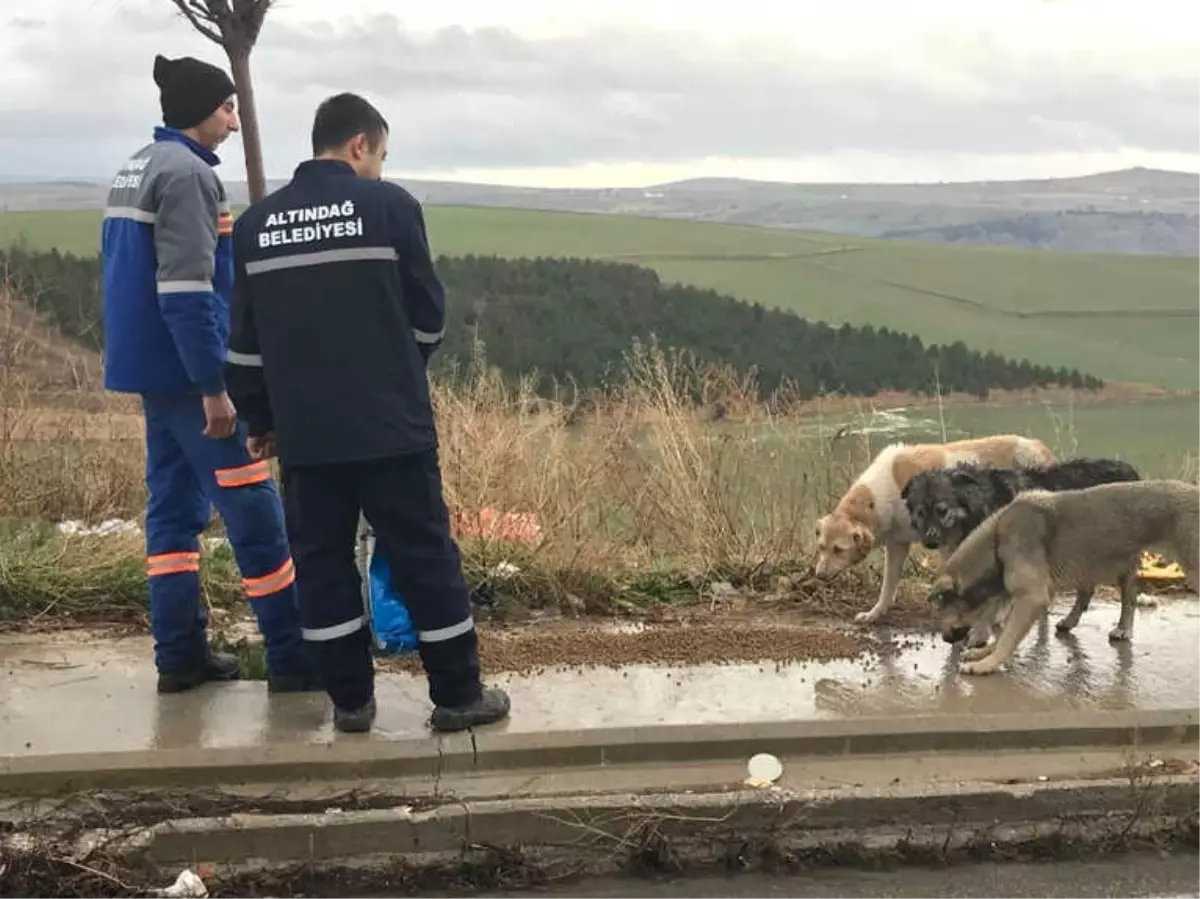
[1,3,1195,177]
[245,14,1200,167]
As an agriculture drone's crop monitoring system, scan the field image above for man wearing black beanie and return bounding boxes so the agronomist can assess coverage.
[99,55,318,696]
[154,53,239,138]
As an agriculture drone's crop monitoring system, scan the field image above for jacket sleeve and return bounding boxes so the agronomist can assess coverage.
[153,171,227,395]
[392,196,446,362]
[225,223,274,437]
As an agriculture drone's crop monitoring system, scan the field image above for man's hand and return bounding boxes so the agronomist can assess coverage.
[247,432,277,461]
[201,391,238,439]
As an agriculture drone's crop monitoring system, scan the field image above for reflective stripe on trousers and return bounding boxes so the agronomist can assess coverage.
[302,613,474,644]
[147,551,201,577]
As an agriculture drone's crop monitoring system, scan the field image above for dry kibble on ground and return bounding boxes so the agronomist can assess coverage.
[382,613,882,677]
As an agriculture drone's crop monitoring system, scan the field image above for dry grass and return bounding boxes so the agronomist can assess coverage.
[0,280,881,622]
[11,280,1180,628]
[3,283,1187,629]
[436,338,853,583]
[0,291,142,525]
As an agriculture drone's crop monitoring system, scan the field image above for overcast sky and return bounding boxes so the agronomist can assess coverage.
[2,0,1197,186]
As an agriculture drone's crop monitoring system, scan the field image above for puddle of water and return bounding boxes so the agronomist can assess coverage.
[0,596,1196,756]
[487,595,1200,732]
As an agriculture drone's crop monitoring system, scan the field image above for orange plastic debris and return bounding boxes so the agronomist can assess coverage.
[453,507,542,543]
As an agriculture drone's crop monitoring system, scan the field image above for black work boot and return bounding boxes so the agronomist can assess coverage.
[334,697,377,733]
[430,686,511,733]
[157,651,242,694]
[267,668,324,694]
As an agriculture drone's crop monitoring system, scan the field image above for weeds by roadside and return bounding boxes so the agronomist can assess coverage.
[1,295,887,627]
[3,774,1196,898]
[1,283,1195,632]
[0,528,244,628]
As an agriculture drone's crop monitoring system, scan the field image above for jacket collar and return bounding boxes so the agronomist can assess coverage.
[153,126,221,167]
[293,158,359,181]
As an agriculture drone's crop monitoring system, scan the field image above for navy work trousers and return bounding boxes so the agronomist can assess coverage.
[281,449,482,712]
[142,392,308,676]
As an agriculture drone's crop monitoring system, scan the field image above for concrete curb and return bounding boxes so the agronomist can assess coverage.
[135,775,1200,867]
[3,706,1196,795]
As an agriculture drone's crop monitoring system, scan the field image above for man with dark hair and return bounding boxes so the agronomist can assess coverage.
[226,92,511,734]
[100,54,316,694]
[310,92,391,159]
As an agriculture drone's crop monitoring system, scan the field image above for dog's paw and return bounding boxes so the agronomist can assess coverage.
[959,658,1000,676]
[961,645,992,662]
[854,611,880,624]
[1054,617,1078,634]
[1107,626,1132,643]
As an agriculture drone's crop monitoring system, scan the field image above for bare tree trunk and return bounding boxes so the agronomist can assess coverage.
[227,47,268,203]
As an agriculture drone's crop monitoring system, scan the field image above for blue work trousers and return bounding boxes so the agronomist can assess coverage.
[142,392,308,676]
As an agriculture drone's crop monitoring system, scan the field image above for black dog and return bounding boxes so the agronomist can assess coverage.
[902,457,1142,552]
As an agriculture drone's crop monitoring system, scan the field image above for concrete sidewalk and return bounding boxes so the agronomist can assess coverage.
[4,595,1197,742]
[2,598,1198,884]
[1,595,1197,794]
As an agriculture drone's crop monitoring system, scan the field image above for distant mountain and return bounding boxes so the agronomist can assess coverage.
[881,209,1199,257]
[652,167,1199,204]
[1021,166,1199,197]
[2,167,1196,256]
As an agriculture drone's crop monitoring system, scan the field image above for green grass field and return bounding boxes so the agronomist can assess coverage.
[1,205,1196,388]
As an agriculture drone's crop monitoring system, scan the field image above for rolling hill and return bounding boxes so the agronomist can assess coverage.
[2,167,1196,255]
[3,246,1099,404]
[0,205,1195,389]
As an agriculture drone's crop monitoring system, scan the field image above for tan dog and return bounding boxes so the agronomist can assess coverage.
[814,435,1053,624]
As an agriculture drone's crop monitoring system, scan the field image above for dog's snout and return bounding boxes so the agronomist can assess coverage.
[943,626,970,644]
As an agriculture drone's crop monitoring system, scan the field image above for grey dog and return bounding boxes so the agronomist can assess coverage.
[928,479,1199,676]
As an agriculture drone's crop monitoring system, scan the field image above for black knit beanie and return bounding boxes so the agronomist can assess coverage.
[153,54,237,130]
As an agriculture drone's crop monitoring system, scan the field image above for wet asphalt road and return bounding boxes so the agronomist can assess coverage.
[471,851,1199,898]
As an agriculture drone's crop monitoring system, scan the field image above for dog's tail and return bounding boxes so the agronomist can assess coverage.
[1027,457,1143,491]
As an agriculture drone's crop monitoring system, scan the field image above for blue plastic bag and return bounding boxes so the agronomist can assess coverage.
[359,523,418,656]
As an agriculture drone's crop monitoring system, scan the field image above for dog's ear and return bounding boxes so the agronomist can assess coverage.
[949,467,978,487]
[850,525,872,551]
[983,467,1016,502]
[900,480,913,501]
